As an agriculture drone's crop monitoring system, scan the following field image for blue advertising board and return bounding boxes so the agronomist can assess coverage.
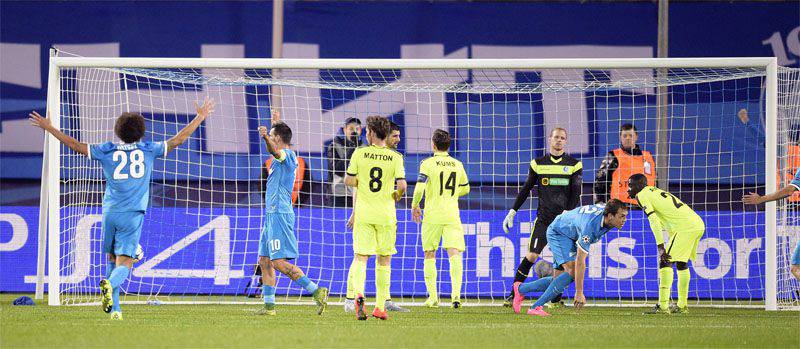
[0,206,769,300]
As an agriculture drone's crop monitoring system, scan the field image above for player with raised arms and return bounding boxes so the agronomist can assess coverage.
[344,116,407,320]
[411,129,470,308]
[501,127,583,307]
[512,199,629,316]
[256,110,329,316]
[742,169,800,281]
[29,97,215,320]
[628,173,705,314]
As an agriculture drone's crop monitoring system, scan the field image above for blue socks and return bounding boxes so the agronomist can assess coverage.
[112,286,121,312]
[519,276,553,294]
[532,273,574,308]
[104,262,115,280]
[262,276,316,305]
[106,264,129,313]
[109,265,130,289]
[295,276,319,294]
[262,285,276,304]
[106,262,120,312]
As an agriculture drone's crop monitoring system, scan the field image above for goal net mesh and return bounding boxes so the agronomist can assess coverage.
[49,61,798,309]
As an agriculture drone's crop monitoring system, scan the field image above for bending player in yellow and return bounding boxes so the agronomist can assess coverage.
[627,173,705,314]
[344,116,407,320]
[411,129,470,308]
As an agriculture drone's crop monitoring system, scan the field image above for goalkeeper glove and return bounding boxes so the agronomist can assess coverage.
[502,209,516,233]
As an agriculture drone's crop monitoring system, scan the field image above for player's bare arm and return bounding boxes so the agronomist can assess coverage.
[573,248,588,309]
[411,179,425,223]
[29,111,89,156]
[167,97,215,152]
[657,243,671,265]
[347,191,357,229]
[742,186,797,205]
[259,109,286,159]
[393,178,407,202]
[258,126,279,158]
[344,174,358,187]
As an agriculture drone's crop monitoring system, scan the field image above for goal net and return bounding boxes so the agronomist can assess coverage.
[39,57,798,310]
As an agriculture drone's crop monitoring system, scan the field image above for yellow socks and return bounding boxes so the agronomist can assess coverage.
[423,258,438,300]
[658,267,674,309]
[449,255,463,302]
[677,268,690,308]
[375,265,391,311]
[351,259,367,297]
[346,259,357,299]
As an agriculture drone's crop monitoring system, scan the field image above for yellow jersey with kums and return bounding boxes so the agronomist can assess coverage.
[412,151,470,225]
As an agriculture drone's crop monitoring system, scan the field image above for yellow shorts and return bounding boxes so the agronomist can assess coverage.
[666,229,704,263]
[353,222,397,256]
[421,223,465,252]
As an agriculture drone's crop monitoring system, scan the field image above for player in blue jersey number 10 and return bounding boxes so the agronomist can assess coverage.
[255,110,329,317]
[29,97,215,320]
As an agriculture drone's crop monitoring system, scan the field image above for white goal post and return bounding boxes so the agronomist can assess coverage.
[38,56,797,310]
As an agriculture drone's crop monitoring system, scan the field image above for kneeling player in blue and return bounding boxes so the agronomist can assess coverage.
[743,167,800,282]
[511,199,629,316]
[29,97,216,320]
[256,111,328,316]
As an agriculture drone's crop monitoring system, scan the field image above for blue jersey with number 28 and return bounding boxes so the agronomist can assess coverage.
[89,141,166,213]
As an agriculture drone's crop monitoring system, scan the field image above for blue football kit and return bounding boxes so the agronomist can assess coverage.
[259,149,299,260]
[90,141,166,257]
[547,204,613,269]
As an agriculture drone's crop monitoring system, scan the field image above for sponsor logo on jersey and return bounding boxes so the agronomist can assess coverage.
[541,177,570,186]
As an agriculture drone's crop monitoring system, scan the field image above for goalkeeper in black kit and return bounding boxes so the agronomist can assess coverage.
[501,127,583,307]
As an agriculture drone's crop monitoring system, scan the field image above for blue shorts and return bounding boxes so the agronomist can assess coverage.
[102,211,144,257]
[258,212,298,260]
[547,227,577,270]
[792,241,800,266]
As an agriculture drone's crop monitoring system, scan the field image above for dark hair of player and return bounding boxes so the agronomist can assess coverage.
[114,112,146,143]
[345,117,361,126]
[432,129,451,151]
[271,121,293,144]
[389,121,400,133]
[627,173,648,197]
[604,198,629,216]
[366,115,390,140]
[620,123,637,133]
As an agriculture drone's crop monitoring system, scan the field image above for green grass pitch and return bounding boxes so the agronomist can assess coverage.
[1,294,798,348]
